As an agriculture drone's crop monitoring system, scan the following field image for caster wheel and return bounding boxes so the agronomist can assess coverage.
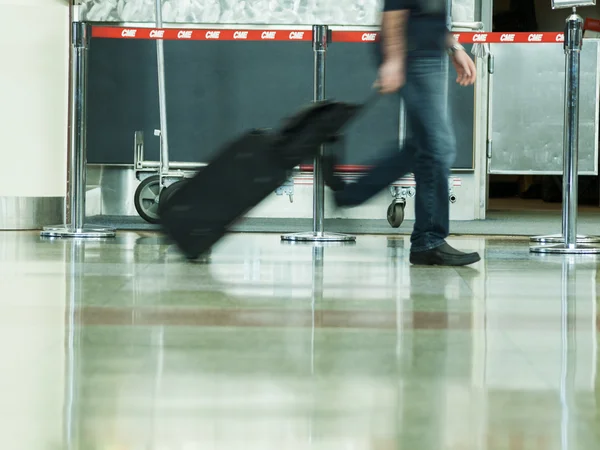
[134,175,162,224]
[387,201,405,228]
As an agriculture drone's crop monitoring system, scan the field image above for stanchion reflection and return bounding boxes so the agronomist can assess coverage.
[63,240,85,450]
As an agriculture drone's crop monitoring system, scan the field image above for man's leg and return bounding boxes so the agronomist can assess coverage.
[331,140,417,208]
[401,57,480,266]
[324,92,418,208]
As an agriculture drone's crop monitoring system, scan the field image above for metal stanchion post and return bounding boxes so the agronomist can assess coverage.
[41,4,115,239]
[530,3,600,246]
[531,6,600,254]
[154,0,170,187]
[281,25,356,243]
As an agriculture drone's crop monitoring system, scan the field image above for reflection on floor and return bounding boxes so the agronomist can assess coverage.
[0,231,599,449]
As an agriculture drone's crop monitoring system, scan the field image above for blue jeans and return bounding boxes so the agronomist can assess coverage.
[335,56,457,253]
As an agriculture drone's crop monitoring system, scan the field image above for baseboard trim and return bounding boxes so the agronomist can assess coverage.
[0,196,64,230]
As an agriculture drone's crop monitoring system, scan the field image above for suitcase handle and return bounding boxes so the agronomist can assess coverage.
[360,92,380,113]
[363,85,383,109]
[280,88,380,138]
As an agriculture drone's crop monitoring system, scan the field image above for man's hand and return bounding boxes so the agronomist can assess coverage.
[375,58,405,94]
[451,50,477,86]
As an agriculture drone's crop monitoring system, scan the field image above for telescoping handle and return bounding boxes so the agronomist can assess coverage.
[363,86,382,110]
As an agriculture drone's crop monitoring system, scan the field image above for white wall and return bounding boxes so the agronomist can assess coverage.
[0,0,69,198]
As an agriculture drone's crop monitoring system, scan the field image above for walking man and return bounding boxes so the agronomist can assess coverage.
[326,0,481,266]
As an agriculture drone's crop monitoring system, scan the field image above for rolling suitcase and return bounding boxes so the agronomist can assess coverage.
[158,99,368,260]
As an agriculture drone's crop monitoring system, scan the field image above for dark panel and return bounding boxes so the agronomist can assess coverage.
[447,44,476,170]
[161,40,314,164]
[87,39,314,165]
[87,38,475,170]
[326,42,475,170]
[325,41,401,167]
[87,38,160,165]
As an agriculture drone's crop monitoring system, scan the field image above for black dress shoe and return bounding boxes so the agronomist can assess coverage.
[409,242,481,266]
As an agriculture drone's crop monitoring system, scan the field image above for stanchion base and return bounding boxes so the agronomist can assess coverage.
[530,242,600,254]
[281,231,356,243]
[40,225,116,239]
[530,233,600,244]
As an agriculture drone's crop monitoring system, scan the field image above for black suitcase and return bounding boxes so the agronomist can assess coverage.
[158,99,367,259]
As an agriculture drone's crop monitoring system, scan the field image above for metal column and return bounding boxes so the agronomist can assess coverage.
[281,25,356,244]
[530,7,600,254]
[154,0,170,188]
[41,3,115,239]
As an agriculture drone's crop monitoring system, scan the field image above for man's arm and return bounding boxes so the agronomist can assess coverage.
[446,33,477,86]
[381,0,410,62]
[376,0,410,93]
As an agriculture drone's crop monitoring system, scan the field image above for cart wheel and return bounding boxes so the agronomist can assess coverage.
[134,175,162,224]
[387,201,405,228]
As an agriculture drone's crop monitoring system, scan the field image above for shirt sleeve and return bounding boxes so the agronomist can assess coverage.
[383,0,413,11]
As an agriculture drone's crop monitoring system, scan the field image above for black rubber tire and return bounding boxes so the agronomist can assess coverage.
[387,202,405,228]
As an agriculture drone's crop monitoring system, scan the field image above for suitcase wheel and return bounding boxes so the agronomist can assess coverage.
[158,180,187,209]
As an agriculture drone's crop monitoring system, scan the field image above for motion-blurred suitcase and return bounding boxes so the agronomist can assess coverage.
[158,99,365,259]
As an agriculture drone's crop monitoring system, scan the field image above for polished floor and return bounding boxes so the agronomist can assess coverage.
[1,230,599,449]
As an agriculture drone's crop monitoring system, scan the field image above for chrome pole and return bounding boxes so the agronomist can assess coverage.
[531,8,600,254]
[71,21,87,231]
[313,25,327,235]
[564,20,579,250]
[281,25,356,243]
[530,9,599,245]
[154,0,170,184]
[41,3,115,239]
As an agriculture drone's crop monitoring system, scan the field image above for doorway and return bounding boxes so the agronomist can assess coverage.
[486,0,600,214]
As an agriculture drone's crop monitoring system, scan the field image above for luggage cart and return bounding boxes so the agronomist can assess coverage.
[344,15,481,229]
[132,128,296,224]
[131,0,177,224]
[131,1,297,224]
[132,129,207,224]
[131,12,463,227]
[327,168,463,229]
[386,176,462,228]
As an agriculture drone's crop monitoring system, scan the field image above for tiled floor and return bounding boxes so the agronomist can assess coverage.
[0,230,599,449]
